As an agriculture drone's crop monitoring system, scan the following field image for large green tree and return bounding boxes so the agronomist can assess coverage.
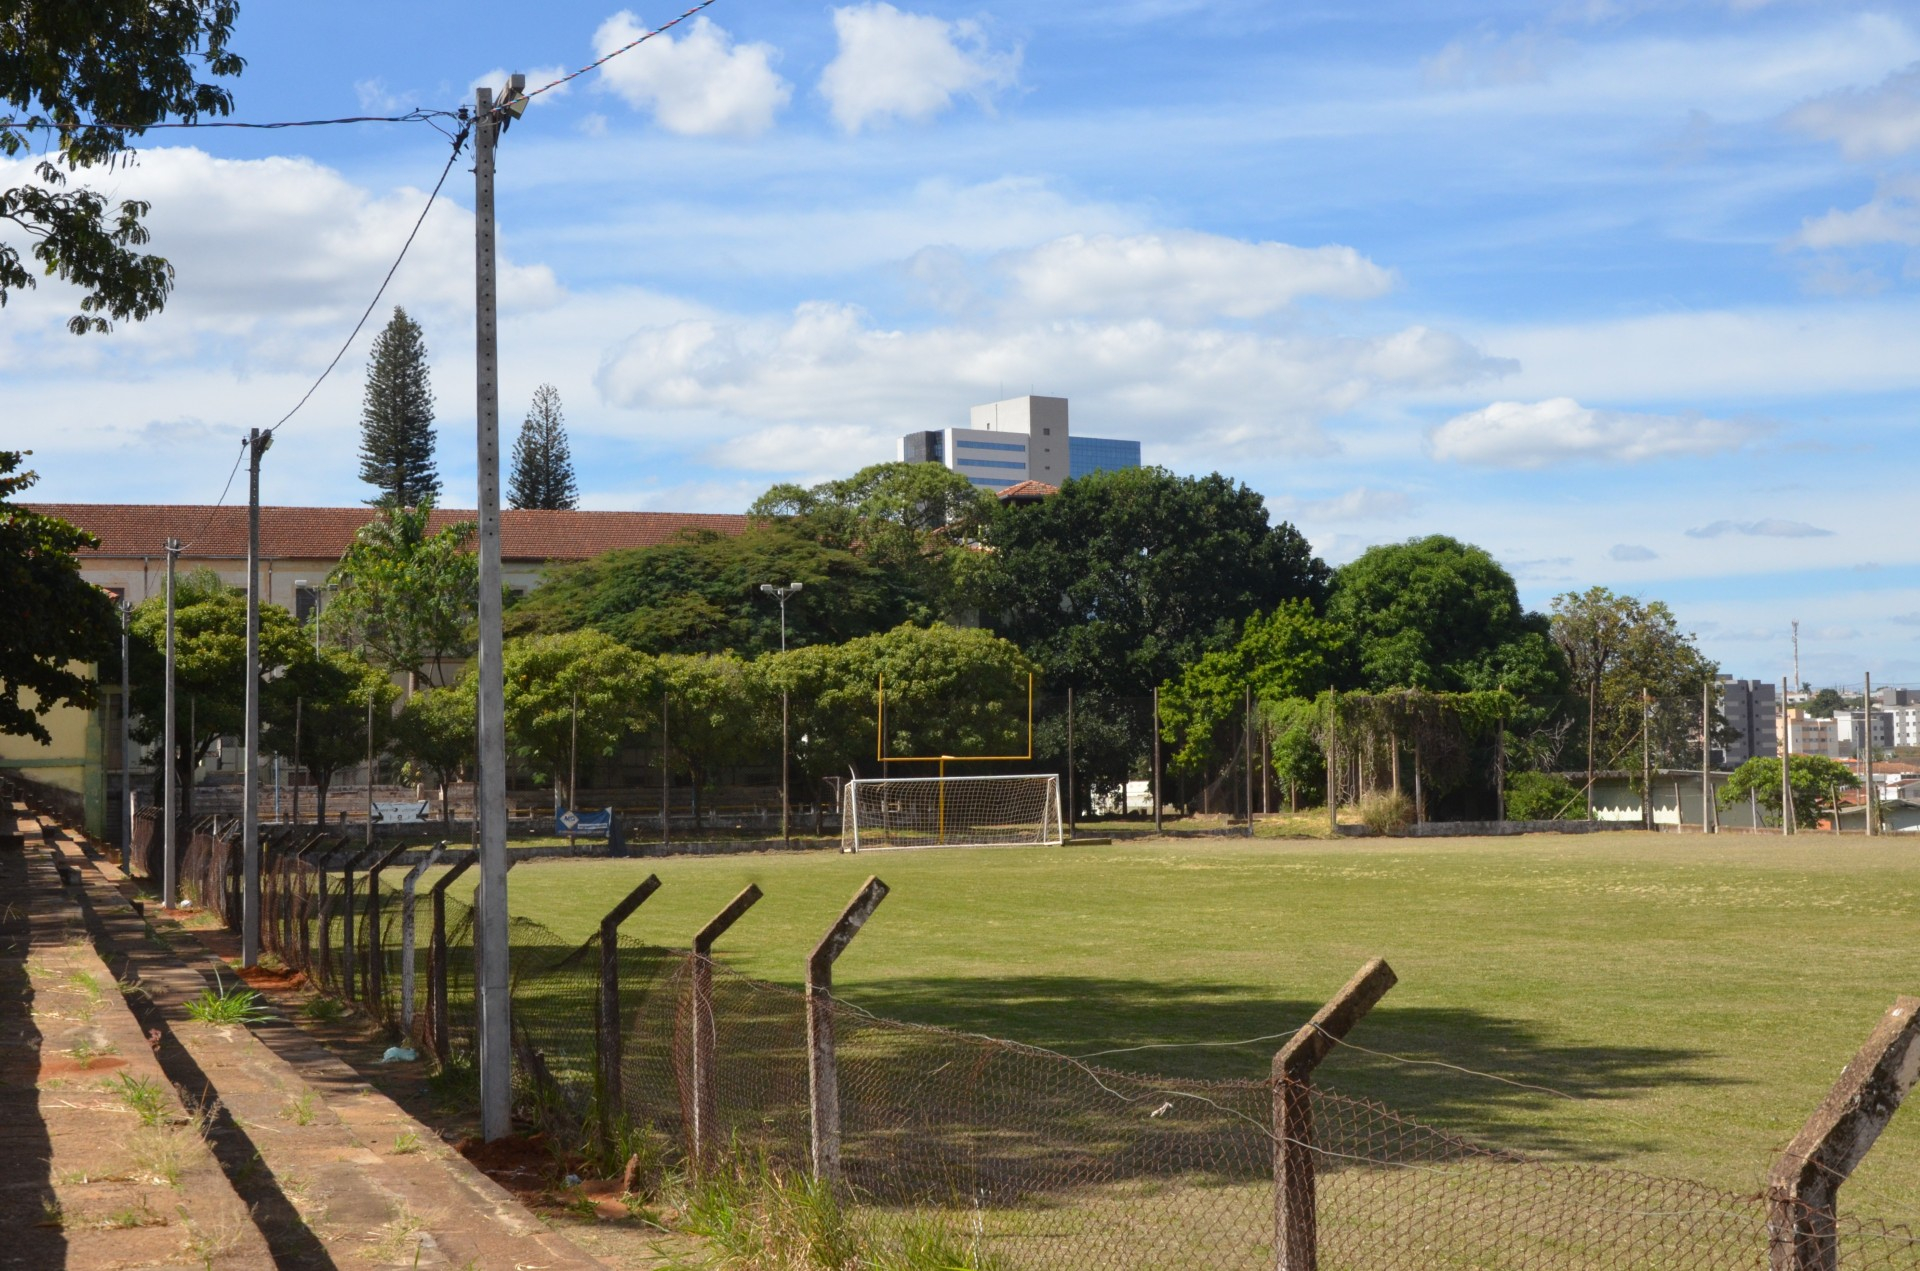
[507,383,578,511]
[262,645,398,827]
[1718,754,1859,830]
[388,679,475,827]
[357,307,439,507]
[504,522,913,656]
[658,652,760,827]
[127,569,305,823]
[501,631,656,811]
[0,452,116,741]
[1326,536,1562,696]
[322,502,477,687]
[1159,599,1348,777]
[752,461,993,623]
[1,1,242,333]
[977,466,1329,696]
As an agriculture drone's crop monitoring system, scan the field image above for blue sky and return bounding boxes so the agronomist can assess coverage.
[10,0,1920,685]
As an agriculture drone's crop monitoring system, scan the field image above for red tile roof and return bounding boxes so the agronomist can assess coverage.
[996,480,1059,501]
[26,504,750,563]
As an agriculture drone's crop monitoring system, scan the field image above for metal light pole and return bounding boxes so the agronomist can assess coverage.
[162,539,179,909]
[759,582,803,847]
[242,427,270,967]
[473,77,524,1142]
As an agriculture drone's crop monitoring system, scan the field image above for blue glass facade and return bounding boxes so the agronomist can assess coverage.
[1069,436,1142,479]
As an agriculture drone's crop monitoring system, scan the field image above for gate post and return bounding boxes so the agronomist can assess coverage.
[1767,996,1920,1271]
[1272,958,1397,1271]
[594,874,662,1156]
[808,876,889,1184]
[689,885,763,1164]
[427,851,479,1063]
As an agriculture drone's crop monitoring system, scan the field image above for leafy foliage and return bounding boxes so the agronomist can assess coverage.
[508,382,578,510]
[0,0,243,333]
[502,631,657,806]
[1717,754,1860,829]
[0,452,116,741]
[261,646,398,825]
[1159,600,1347,775]
[977,466,1329,697]
[1505,770,1584,821]
[1550,586,1718,776]
[322,501,476,686]
[504,523,912,656]
[357,307,439,506]
[389,681,476,824]
[1327,536,1563,696]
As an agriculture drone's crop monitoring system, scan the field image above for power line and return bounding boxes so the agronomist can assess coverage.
[264,116,472,439]
[175,438,249,553]
[1,108,459,135]
[520,0,723,100]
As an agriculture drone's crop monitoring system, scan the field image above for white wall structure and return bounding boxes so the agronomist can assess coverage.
[969,395,1070,487]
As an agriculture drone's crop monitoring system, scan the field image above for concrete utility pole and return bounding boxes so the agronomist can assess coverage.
[241,428,270,967]
[119,601,133,860]
[473,77,523,1143]
[1781,676,1795,836]
[162,539,179,909]
[1701,680,1713,834]
[759,582,803,847]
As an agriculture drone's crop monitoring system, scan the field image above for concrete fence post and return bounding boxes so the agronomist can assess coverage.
[1767,995,1920,1271]
[594,874,662,1157]
[363,842,409,1020]
[689,884,763,1165]
[1272,957,1398,1271]
[808,876,889,1184]
[427,851,479,1064]
[398,842,448,1048]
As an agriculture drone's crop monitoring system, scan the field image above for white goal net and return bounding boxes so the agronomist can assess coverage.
[841,774,1064,852]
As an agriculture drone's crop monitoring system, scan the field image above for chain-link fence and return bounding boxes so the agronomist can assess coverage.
[147,822,1920,1271]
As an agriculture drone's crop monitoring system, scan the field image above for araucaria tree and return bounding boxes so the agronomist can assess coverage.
[508,383,578,510]
[1,2,243,333]
[357,307,439,507]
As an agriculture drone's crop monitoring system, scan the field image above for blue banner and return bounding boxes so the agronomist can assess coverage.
[555,806,613,837]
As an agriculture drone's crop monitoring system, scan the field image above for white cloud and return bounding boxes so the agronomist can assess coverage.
[1798,175,1920,249]
[1275,487,1414,522]
[1005,232,1394,321]
[1685,519,1834,538]
[1610,543,1658,561]
[354,79,403,114]
[468,65,574,102]
[592,13,790,136]
[1810,625,1860,640]
[1430,397,1748,468]
[1786,62,1920,158]
[714,422,897,475]
[596,302,1508,459]
[820,3,1019,133]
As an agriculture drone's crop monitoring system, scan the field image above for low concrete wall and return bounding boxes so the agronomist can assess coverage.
[1338,818,1613,838]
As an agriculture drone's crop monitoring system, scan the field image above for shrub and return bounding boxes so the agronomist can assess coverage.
[1505,771,1584,821]
[1355,790,1412,835]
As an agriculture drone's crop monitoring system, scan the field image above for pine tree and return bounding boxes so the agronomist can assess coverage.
[357,307,440,507]
[507,383,579,510]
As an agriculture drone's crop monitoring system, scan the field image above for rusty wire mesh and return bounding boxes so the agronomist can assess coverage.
[170,828,1920,1270]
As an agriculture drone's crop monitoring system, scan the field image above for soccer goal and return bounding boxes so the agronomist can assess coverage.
[841,774,1064,852]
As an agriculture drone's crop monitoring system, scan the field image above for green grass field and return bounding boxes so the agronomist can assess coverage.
[433,831,1920,1217]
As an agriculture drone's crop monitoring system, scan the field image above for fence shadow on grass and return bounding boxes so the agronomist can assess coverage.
[837,974,1730,1161]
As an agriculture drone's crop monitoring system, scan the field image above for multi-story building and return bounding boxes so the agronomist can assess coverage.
[1831,708,1894,758]
[1889,705,1920,749]
[1785,712,1837,758]
[898,395,1141,492]
[1719,678,1777,766]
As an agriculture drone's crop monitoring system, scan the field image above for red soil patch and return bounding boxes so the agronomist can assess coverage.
[233,963,306,992]
[38,1054,128,1078]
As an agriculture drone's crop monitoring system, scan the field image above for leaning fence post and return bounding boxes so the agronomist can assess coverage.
[1767,996,1920,1271]
[427,850,479,1063]
[1272,957,1398,1271]
[808,876,889,1185]
[689,885,763,1165]
[363,842,409,1020]
[398,842,448,1051]
[593,874,663,1156]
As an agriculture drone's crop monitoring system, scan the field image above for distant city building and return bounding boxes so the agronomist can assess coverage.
[1831,708,1894,758]
[1719,678,1777,766]
[898,395,1141,491]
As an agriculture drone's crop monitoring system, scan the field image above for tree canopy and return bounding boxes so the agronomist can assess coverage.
[504,523,916,656]
[0,452,116,741]
[262,645,398,826]
[501,631,656,808]
[322,502,477,686]
[977,466,1329,696]
[357,307,439,507]
[1718,754,1859,830]
[389,680,476,826]
[1549,586,1717,779]
[1326,536,1563,697]
[1158,599,1346,775]
[1,0,243,333]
